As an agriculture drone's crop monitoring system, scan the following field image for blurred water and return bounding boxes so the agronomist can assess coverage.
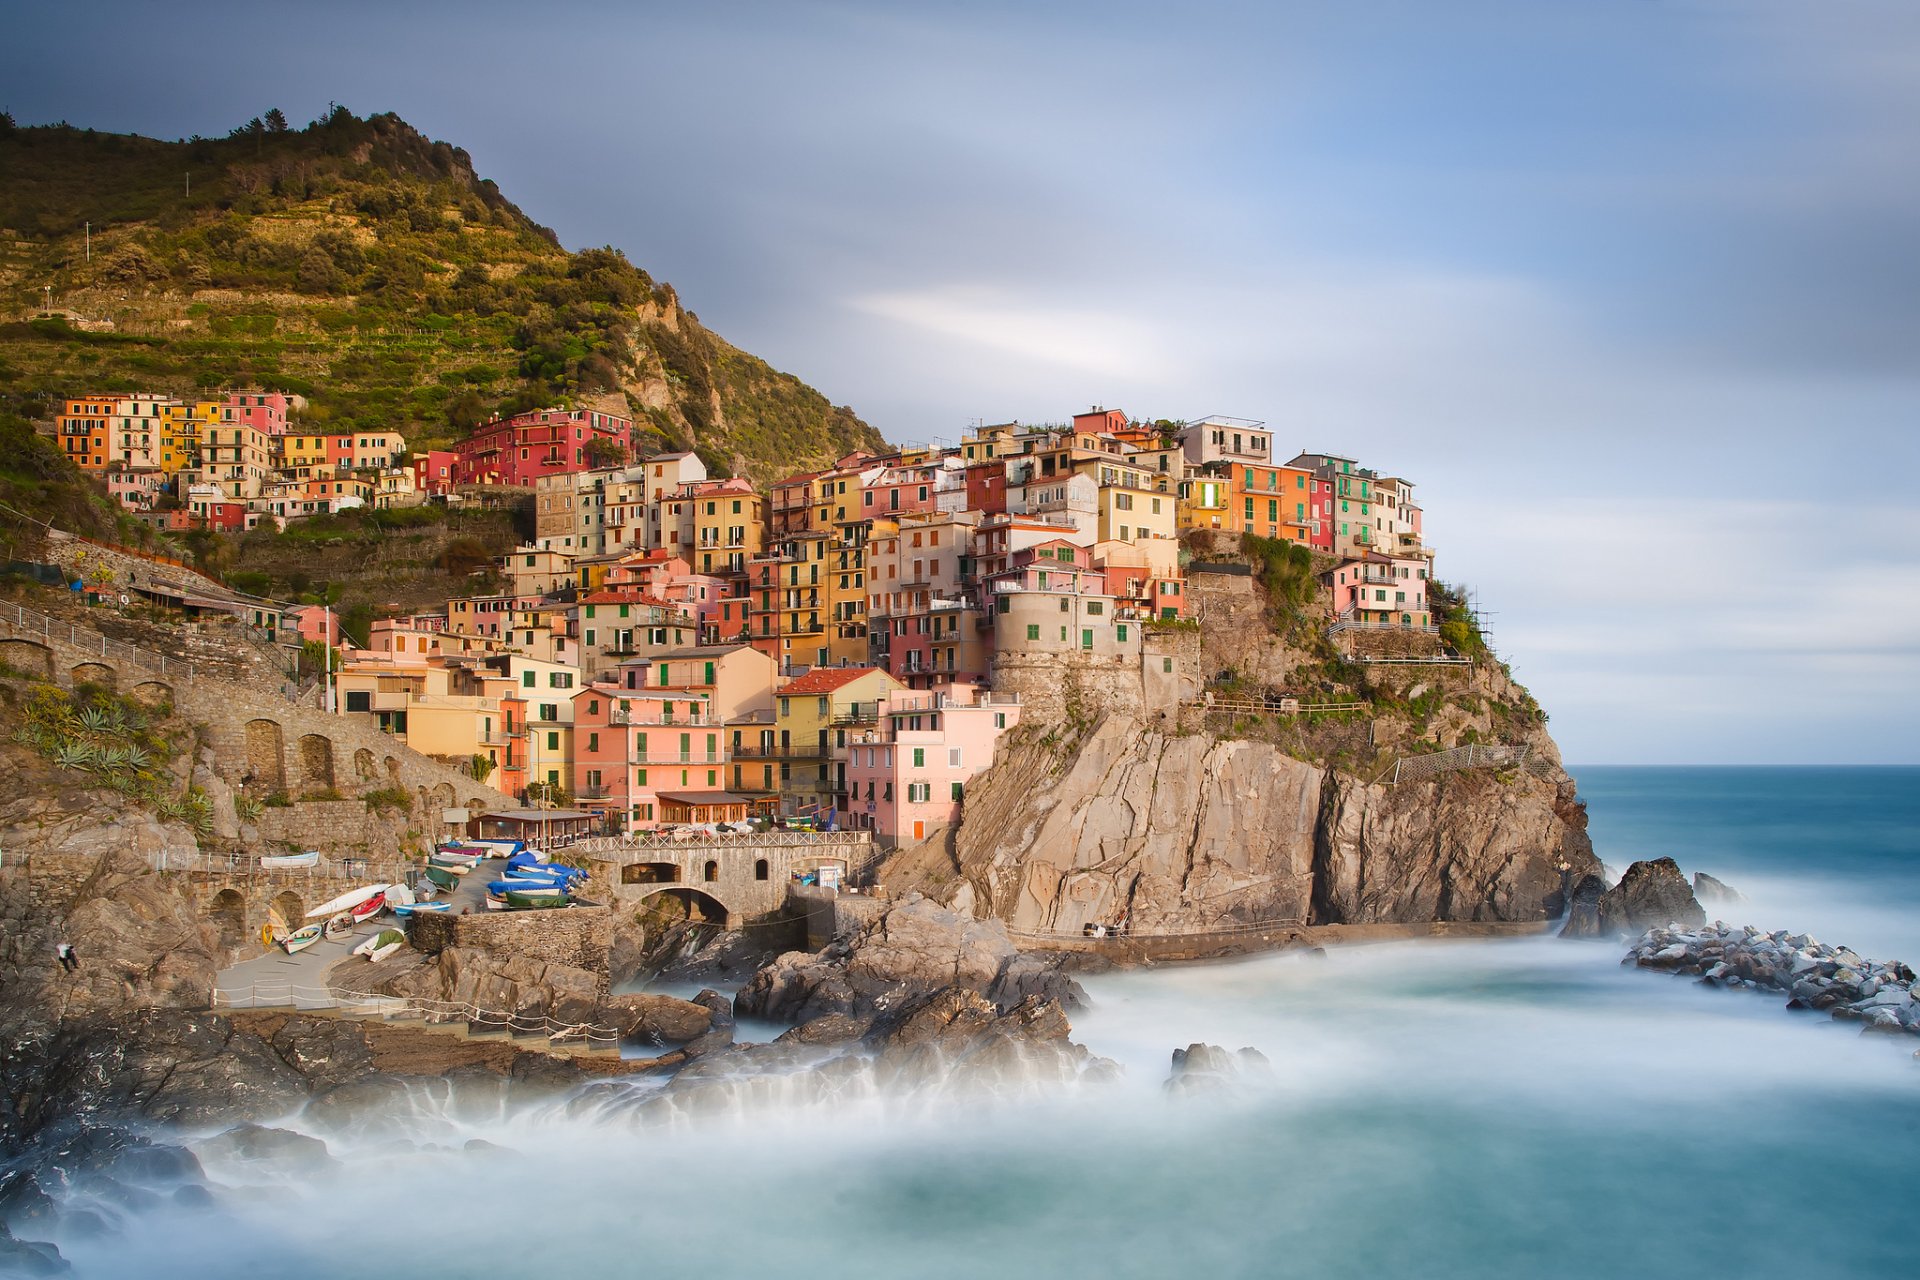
[49,769,1920,1279]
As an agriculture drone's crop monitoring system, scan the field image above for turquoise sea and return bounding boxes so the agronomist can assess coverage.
[56,767,1920,1279]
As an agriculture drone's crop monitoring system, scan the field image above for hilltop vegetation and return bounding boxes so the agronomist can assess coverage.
[0,106,884,481]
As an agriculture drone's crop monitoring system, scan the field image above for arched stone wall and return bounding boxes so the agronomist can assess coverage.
[354,748,377,781]
[0,638,53,679]
[129,680,173,707]
[620,862,681,885]
[269,889,305,934]
[432,782,454,809]
[635,885,733,926]
[69,661,116,689]
[297,733,335,791]
[209,887,248,954]
[244,719,286,791]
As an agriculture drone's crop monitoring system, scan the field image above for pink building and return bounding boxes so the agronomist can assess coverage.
[223,391,291,436]
[571,683,727,829]
[287,606,343,648]
[841,684,1022,845]
[452,409,634,488]
[1323,551,1431,626]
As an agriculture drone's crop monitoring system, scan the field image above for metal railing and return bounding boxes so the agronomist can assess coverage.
[1389,743,1556,785]
[148,849,419,882]
[575,829,871,853]
[0,598,196,683]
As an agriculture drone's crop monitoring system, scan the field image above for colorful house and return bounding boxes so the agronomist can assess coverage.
[841,685,1022,845]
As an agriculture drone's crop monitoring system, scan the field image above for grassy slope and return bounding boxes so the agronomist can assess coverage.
[0,109,885,482]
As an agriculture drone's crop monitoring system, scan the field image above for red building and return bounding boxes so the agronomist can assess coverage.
[452,409,634,488]
[965,462,1007,516]
[223,391,291,436]
[411,450,458,495]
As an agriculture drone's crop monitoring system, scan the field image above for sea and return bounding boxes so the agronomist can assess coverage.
[51,767,1920,1279]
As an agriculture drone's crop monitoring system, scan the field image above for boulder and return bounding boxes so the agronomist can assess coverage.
[1597,858,1704,936]
[193,1124,337,1172]
[1557,874,1609,939]
[0,1223,68,1275]
[594,993,712,1046]
[1166,1043,1274,1096]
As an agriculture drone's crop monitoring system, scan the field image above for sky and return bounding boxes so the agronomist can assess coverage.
[9,0,1920,765]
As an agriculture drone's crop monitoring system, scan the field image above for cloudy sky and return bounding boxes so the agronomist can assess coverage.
[12,1,1920,764]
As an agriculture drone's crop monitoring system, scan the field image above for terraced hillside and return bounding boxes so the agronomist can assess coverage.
[0,107,884,482]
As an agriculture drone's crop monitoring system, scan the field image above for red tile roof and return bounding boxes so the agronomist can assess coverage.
[778,666,882,695]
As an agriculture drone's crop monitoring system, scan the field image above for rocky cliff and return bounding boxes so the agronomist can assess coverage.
[886,712,1598,937]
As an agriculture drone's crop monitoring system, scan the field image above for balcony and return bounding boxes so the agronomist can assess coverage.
[575,784,615,800]
[729,742,828,760]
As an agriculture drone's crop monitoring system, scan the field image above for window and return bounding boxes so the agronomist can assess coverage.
[1026,624,1040,640]
[993,712,1007,729]
[703,860,718,883]
[951,782,963,801]
[948,747,962,766]
[1087,601,1104,615]
[587,732,599,751]
[1060,598,1070,612]
[345,690,371,712]
[1081,629,1093,649]
[522,671,535,688]
[912,748,925,767]
[1163,657,1174,673]
[755,858,769,881]
[1117,624,1129,642]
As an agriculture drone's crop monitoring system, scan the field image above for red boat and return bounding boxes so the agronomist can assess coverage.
[348,892,387,922]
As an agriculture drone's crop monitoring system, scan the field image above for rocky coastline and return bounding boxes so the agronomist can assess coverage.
[1624,924,1920,1046]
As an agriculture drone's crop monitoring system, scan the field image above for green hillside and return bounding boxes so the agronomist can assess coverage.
[0,106,884,482]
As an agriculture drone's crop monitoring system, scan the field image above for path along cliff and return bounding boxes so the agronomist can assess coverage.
[883,712,1599,938]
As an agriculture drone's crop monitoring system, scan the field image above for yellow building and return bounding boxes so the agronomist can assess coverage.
[771,666,902,818]
[1177,476,1230,531]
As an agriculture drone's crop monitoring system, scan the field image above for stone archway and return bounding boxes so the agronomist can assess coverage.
[384,756,400,781]
[209,887,249,955]
[0,638,53,679]
[431,782,454,809]
[245,719,286,792]
[269,890,305,935]
[354,748,377,781]
[129,680,173,708]
[297,734,335,791]
[637,885,732,927]
[70,662,116,690]
[620,862,681,885]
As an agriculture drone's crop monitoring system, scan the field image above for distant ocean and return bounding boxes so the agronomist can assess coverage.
[61,767,1920,1280]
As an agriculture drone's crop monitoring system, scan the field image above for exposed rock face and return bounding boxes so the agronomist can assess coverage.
[736,894,1086,1031]
[905,717,1597,935]
[1558,874,1610,939]
[1598,858,1704,936]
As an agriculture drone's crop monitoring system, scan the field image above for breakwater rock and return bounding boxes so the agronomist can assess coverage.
[1560,857,1707,940]
[1625,923,1920,1042]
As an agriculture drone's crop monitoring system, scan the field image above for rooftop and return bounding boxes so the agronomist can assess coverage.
[779,666,883,695]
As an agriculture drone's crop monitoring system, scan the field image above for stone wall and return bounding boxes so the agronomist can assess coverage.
[408,905,613,987]
[990,626,1201,729]
[580,831,873,925]
[253,799,410,853]
[0,603,511,846]
[790,882,889,949]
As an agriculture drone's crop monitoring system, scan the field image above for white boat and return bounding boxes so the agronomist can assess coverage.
[483,893,508,911]
[259,851,320,869]
[385,882,416,908]
[304,884,389,919]
[324,912,355,939]
[393,901,451,915]
[280,922,325,953]
[352,928,406,961]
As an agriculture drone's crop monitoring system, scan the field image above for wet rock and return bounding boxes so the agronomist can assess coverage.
[195,1124,337,1172]
[1166,1043,1274,1096]
[0,1173,59,1235]
[269,1017,377,1090]
[171,1184,215,1210]
[1598,859,1705,936]
[1692,872,1746,907]
[0,1223,69,1275]
[1557,874,1609,939]
[777,1013,872,1045]
[506,1054,587,1102]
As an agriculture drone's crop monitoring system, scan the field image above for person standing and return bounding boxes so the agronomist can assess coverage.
[55,942,78,973]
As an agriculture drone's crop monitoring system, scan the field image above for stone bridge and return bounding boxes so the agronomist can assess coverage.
[576,831,875,927]
[0,599,509,826]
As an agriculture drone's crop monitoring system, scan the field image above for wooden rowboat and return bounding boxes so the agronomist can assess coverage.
[347,892,386,923]
[425,865,462,890]
[305,884,388,919]
[280,923,324,954]
[353,929,406,961]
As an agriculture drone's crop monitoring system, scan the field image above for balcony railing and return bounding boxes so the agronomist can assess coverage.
[729,743,828,760]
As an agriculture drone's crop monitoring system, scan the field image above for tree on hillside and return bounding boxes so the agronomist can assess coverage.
[263,108,289,133]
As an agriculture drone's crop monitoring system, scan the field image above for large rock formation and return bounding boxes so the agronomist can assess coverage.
[1597,858,1704,936]
[736,894,1085,1035]
[894,716,1597,936]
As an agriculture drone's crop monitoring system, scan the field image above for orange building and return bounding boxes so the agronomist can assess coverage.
[1229,464,1315,544]
[56,398,115,470]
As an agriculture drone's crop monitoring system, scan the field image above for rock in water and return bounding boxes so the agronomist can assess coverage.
[1166,1043,1274,1096]
[1557,874,1609,939]
[1598,858,1704,935]
[0,1222,69,1275]
[1692,872,1746,907]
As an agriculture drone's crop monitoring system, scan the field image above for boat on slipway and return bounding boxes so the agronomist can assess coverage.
[305,884,388,920]
[280,923,324,954]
